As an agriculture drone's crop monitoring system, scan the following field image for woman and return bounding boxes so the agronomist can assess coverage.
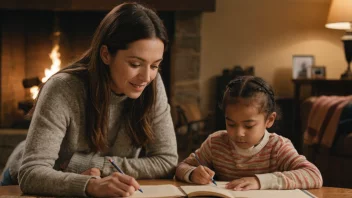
[0,2,178,197]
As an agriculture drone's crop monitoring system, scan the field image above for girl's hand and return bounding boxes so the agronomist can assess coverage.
[190,165,215,184]
[86,172,140,197]
[81,168,101,178]
[225,177,260,191]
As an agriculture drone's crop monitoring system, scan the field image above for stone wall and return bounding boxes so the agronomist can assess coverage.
[171,12,202,106]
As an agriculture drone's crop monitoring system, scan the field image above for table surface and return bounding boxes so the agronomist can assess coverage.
[1,179,352,197]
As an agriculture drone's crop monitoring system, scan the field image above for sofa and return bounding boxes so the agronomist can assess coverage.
[301,96,352,188]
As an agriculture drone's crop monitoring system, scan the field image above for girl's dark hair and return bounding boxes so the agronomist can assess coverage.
[31,2,168,152]
[220,76,278,119]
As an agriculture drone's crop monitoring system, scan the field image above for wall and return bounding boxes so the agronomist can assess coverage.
[200,0,346,114]
[172,12,201,106]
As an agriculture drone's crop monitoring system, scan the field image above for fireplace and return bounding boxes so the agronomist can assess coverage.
[0,0,215,128]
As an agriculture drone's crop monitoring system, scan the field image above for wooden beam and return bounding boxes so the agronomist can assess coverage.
[0,0,216,12]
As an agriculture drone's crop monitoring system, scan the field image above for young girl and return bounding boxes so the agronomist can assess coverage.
[176,76,322,190]
[0,2,178,197]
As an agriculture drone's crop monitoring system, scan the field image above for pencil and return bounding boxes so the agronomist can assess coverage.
[192,153,217,186]
[108,158,143,193]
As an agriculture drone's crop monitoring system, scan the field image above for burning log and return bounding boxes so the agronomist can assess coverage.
[22,77,41,88]
[18,100,34,114]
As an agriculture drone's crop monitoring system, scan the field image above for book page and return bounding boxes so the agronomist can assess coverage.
[128,182,315,198]
[217,181,314,198]
[182,182,315,198]
[129,184,185,198]
[181,185,233,198]
[233,190,314,198]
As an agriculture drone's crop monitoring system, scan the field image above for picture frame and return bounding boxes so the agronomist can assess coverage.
[292,55,315,79]
[311,66,326,79]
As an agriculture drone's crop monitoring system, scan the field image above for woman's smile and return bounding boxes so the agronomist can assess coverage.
[129,82,146,91]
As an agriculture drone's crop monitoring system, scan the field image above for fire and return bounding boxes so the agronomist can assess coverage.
[30,86,39,99]
[42,44,61,83]
[31,44,61,99]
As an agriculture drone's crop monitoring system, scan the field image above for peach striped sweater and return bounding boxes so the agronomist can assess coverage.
[176,130,323,190]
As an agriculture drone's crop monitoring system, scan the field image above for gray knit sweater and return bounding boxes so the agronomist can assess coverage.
[4,73,178,196]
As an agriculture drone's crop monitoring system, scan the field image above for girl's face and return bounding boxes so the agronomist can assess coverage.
[101,38,164,99]
[225,98,276,149]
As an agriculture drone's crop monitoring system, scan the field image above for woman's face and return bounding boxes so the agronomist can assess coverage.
[103,38,164,99]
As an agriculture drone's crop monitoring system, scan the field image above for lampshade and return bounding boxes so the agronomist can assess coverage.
[325,0,352,30]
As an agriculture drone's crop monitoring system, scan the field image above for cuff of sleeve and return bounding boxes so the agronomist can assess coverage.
[255,173,283,190]
[184,167,196,183]
[89,154,105,171]
[71,175,96,197]
[66,153,95,174]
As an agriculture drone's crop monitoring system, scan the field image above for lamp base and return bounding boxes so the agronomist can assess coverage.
[341,69,352,79]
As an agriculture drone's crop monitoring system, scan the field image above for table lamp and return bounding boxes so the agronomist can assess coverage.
[325,0,352,79]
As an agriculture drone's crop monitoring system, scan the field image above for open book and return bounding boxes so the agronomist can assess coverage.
[129,182,316,198]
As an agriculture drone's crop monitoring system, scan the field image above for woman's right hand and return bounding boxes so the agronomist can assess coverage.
[86,172,140,197]
[190,165,215,184]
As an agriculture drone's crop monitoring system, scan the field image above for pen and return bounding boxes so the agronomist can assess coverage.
[108,158,143,193]
[191,153,217,186]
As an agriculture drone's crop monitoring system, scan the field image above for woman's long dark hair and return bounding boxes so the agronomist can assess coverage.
[32,2,168,152]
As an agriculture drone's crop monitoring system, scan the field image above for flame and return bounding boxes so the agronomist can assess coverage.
[30,86,39,99]
[31,44,61,99]
[42,44,61,83]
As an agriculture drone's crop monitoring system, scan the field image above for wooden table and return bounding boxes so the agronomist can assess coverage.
[1,179,352,197]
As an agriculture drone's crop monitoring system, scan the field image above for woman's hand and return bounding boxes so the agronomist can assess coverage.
[225,177,260,191]
[85,172,140,197]
[81,168,101,178]
[190,165,215,184]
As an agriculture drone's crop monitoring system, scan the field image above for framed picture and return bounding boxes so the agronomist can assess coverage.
[311,66,326,79]
[292,55,315,79]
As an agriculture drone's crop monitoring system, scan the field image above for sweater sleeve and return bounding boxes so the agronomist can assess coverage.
[255,138,323,190]
[18,75,93,197]
[66,74,178,179]
[175,133,213,182]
